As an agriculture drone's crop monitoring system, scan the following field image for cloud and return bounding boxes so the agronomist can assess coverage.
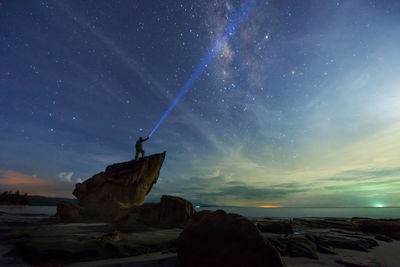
[0,170,74,198]
[57,172,74,183]
[150,174,310,206]
[321,167,400,182]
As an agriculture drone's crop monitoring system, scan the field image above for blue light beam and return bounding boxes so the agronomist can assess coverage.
[148,0,259,138]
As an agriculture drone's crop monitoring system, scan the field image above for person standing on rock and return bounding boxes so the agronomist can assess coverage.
[135,136,149,160]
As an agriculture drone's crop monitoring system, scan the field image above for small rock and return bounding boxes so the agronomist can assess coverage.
[374,234,393,242]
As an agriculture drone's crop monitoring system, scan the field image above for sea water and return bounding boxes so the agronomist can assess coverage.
[1,205,399,219]
[197,206,400,219]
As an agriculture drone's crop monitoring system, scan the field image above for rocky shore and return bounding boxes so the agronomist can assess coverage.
[1,211,400,266]
[1,153,399,266]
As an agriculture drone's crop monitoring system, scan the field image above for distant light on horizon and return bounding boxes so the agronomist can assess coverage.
[256,205,281,208]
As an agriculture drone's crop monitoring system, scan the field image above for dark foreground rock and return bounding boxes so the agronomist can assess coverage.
[2,211,400,266]
[1,218,181,266]
[176,210,285,267]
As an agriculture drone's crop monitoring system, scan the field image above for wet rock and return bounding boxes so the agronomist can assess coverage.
[1,221,181,266]
[286,235,318,259]
[176,210,285,267]
[357,219,400,240]
[313,231,378,252]
[257,220,293,234]
[374,234,393,242]
[335,259,374,267]
[292,218,359,231]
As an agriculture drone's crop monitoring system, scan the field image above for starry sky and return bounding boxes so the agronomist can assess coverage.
[1,0,400,207]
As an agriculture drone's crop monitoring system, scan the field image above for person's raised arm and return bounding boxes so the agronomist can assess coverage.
[143,137,149,142]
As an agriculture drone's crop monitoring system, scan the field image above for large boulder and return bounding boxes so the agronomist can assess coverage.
[57,152,166,221]
[176,210,285,267]
[74,152,166,207]
[138,195,196,228]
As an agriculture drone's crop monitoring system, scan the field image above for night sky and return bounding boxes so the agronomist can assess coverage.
[2,0,400,207]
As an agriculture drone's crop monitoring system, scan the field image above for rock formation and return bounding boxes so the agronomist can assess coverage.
[57,152,195,228]
[176,210,285,267]
[57,152,172,221]
[74,152,166,208]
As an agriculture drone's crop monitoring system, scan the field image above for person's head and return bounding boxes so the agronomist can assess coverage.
[139,137,143,141]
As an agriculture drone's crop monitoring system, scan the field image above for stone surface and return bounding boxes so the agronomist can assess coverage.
[292,218,359,231]
[74,152,166,207]
[56,201,82,221]
[0,215,181,266]
[176,210,285,267]
[257,219,293,234]
[56,152,166,221]
[265,230,378,260]
[132,195,195,228]
[286,235,318,259]
[312,231,378,252]
[159,195,196,228]
[357,219,400,240]
[121,195,195,228]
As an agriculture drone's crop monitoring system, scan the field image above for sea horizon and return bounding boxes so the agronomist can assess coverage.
[2,205,400,219]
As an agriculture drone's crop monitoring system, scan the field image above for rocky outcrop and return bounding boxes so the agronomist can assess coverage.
[176,210,285,267]
[74,152,166,207]
[57,152,166,222]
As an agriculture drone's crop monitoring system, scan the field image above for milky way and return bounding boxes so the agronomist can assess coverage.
[1,1,400,206]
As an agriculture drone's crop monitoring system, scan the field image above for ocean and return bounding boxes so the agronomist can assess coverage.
[1,205,400,219]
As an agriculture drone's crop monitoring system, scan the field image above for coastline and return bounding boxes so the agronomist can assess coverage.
[1,209,400,266]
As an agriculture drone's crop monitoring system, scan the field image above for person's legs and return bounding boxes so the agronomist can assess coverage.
[135,150,139,160]
[140,150,145,158]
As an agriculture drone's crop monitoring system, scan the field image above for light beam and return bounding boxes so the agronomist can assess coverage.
[148,0,259,138]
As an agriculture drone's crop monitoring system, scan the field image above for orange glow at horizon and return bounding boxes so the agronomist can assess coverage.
[0,169,74,198]
[256,205,281,208]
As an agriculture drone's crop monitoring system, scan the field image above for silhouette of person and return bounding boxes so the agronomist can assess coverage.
[135,136,149,160]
